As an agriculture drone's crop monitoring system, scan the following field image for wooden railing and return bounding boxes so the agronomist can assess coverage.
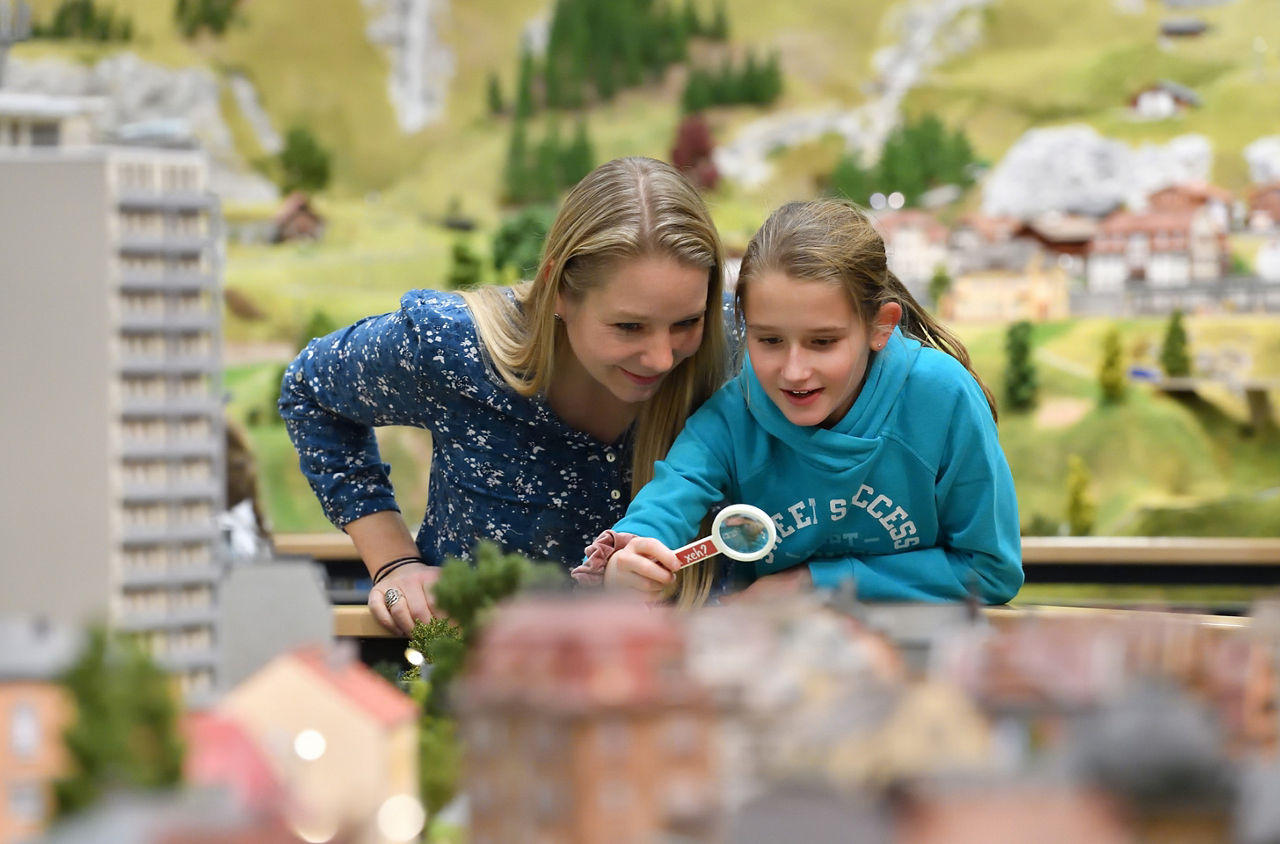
[279,533,1280,639]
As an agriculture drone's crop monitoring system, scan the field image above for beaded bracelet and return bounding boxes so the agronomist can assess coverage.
[372,555,426,585]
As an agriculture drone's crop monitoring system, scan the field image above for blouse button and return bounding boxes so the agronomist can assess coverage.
[606,452,617,463]
[610,490,621,500]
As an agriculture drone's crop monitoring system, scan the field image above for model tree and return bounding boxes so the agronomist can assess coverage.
[492,205,556,280]
[1005,320,1038,412]
[55,627,184,818]
[446,240,484,291]
[278,126,331,195]
[929,265,953,314]
[1066,455,1096,536]
[486,71,505,116]
[405,542,567,814]
[670,113,719,190]
[1160,309,1192,377]
[1099,326,1128,404]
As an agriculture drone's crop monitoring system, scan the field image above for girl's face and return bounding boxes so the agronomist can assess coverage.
[744,272,900,428]
[556,255,709,404]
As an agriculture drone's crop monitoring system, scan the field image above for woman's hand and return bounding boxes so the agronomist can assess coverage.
[369,562,443,636]
[605,536,680,595]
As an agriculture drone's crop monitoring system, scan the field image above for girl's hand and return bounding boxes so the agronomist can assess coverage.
[722,566,812,604]
[369,562,443,636]
[605,536,680,595]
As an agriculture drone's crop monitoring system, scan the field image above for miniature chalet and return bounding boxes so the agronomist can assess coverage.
[457,596,720,844]
[1129,80,1201,121]
[1147,181,1231,231]
[217,645,419,844]
[1086,206,1227,291]
[272,192,326,243]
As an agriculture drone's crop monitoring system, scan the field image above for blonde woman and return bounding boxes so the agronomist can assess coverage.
[280,157,730,634]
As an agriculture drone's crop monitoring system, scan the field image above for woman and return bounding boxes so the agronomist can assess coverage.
[279,157,730,634]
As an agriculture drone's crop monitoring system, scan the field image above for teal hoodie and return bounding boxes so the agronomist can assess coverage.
[612,328,1024,603]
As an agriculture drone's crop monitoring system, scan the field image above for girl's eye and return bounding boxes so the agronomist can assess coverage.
[754,336,782,346]
[675,316,703,329]
[811,338,837,347]
[614,323,642,332]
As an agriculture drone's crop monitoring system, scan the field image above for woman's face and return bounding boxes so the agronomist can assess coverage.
[556,255,709,404]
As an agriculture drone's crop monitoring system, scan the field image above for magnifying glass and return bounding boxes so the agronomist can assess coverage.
[673,503,778,569]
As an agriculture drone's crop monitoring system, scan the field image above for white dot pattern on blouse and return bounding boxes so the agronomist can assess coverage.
[279,289,632,572]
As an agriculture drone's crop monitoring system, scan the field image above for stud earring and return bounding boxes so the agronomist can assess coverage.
[553,313,563,321]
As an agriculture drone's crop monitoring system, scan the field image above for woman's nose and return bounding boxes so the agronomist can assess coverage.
[640,332,675,372]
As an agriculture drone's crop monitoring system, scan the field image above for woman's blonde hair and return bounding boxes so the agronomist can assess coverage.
[460,157,728,606]
[736,199,997,420]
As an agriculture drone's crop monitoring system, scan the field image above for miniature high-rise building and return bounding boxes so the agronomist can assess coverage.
[457,596,720,844]
[0,142,226,702]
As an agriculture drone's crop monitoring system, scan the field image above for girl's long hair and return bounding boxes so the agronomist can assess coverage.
[460,157,728,606]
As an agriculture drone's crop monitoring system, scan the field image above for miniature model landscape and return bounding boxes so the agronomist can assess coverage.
[2,0,1279,841]
[10,549,1280,843]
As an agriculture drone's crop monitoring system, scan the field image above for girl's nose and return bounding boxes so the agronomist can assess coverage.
[782,346,810,381]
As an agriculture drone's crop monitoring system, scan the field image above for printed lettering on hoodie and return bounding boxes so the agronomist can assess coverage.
[771,483,921,550]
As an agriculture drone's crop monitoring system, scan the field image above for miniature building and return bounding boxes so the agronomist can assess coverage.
[0,618,80,844]
[1147,181,1231,225]
[1015,213,1098,260]
[271,192,326,243]
[1129,80,1201,120]
[0,92,102,149]
[946,241,1071,322]
[0,145,227,702]
[458,596,720,844]
[1086,207,1227,291]
[1248,182,1280,232]
[872,209,949,293]
[217,645,419,844]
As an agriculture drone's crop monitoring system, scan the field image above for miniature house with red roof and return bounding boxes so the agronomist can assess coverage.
[1086,207,1227,292]
[216,645,419,844]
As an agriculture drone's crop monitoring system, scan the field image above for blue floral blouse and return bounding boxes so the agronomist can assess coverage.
[279,289,633,572]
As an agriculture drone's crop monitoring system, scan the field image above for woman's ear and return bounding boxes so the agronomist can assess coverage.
[871,302,902,350]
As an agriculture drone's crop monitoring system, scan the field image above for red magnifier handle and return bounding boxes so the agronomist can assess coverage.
[673,536,720,569]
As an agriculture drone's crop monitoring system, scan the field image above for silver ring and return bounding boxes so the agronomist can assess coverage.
[383,587,401,609]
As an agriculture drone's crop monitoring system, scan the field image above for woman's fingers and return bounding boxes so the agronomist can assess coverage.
[368,564,442,636]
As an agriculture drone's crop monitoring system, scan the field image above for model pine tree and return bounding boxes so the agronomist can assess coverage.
[55,627,184,818]
[1066,455,1097,536]
[1005,320,1038,412]
[1160,309,1192,377]
[929,265,953,314]
[1099,326,1128,404]
[405,542,567,814]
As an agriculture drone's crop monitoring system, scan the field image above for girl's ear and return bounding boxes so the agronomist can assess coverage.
[871,302,902,349]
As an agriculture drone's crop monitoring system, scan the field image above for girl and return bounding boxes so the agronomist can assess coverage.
[280,157,731,634]
[574,199,1023,606]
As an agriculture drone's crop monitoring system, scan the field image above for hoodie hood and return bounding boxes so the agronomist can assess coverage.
[736,327,920,472]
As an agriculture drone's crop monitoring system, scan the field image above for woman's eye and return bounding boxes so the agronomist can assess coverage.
[675,316,703,329]
[614,323,642,332]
